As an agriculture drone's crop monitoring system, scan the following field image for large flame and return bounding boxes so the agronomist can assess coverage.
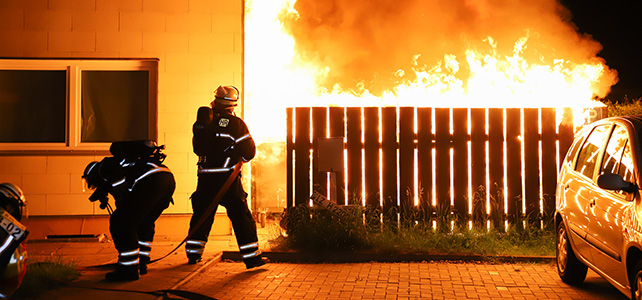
[244,0,618,143]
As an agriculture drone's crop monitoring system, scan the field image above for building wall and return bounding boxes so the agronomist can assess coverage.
[0,0,243,234]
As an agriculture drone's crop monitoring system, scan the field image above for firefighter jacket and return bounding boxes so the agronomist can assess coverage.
[94,157,172,205]
[193,107,256,174]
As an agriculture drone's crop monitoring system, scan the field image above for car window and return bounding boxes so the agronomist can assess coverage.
[575,124,611,179]
[619,141,635,182]
[564,129,588,168]
[600,124,635,193]
[601,125,628,175]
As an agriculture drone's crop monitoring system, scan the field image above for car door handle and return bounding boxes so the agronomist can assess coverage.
[589,198,596,207]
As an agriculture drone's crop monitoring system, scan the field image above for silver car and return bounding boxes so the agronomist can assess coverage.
[556,115,642,300]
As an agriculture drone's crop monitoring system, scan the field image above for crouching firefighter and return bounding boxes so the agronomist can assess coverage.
[186,85,266,269]
[0,183,27,299]
[82,140,175,281]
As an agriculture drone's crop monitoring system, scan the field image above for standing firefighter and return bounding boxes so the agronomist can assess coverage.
[82,141,175,281]
[186,85,266,269]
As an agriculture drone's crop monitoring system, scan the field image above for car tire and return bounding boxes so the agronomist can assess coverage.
[556,222,588,285]
[631,261,642,300]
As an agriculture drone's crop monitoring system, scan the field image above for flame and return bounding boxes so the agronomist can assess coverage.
[244,0,618,144]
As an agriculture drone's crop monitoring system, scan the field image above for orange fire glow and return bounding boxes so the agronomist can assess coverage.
[245,0,620,221]
[244,0,618,144]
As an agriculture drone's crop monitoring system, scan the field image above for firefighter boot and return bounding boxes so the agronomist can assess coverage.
[244,256,268,269]
[105,265,139,282]
[139,255,150,275]
[187,256,202,264]
[240,241,267,269]
[186,239,205,264]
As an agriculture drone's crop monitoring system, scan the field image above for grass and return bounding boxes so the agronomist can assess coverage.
[9,256,80,300]
[270,203,556,258]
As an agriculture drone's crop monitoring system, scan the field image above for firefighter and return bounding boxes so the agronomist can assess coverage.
[0,183,27,299]
[82,141,175,281]
[186,85,266,269]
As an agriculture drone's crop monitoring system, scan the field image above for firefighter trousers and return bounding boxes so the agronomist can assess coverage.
[109,172,175,263]
[186,173,260,262]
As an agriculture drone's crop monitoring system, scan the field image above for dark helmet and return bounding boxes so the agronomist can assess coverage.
[0,183,26,222]
[211,85,239,108]
[82,161,102,190]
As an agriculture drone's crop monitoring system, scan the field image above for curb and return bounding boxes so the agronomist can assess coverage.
[221,251,556,264]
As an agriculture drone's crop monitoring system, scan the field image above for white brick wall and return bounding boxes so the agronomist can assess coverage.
[0,0,244,217]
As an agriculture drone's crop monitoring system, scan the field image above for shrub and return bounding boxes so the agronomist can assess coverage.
[603,96,642,117]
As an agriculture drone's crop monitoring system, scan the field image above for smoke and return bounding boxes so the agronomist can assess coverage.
[280,0,617,98]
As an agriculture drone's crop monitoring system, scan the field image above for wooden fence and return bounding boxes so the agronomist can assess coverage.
[286,107,577,228]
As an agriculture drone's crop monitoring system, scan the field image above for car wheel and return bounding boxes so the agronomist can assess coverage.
[556,222,588,285]
[631,261,642,300]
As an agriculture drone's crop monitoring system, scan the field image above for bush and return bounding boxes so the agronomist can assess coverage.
[273,205,555,257]
[603,96,642,117]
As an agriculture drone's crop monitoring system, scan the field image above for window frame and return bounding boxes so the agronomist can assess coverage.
[0,58,158,154]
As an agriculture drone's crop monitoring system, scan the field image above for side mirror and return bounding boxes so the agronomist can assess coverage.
[597,173,638,193]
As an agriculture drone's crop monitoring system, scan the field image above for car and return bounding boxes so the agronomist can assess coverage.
[556,115,642,300]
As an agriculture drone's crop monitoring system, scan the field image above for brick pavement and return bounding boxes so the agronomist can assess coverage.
[23,229,628,300]
[178,261,627,300]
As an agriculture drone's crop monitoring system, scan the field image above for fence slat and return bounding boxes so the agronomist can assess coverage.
[329,107,346,205]
[452,108,468,223]
[559,108,574,166]
[312,107,327,198]
[541,108,558,221]
[399,107,415,224]
[505,108,522,223]
[416,108,433,225]
[434,108,451,223]
[286,106,582,228]
[381,107,398,227]
[523,108,540,223]
[470,108,486,227]
[286,107,294,208]
[364,107,381,227]
[294,107,311,206]
[487,108,504,228]
[346,107,362,205]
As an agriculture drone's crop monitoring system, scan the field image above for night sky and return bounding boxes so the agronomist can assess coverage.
[560,0,642,101]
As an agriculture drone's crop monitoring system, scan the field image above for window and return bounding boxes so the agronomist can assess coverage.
[575,124,611,179]
[600,124,635,183]
[599,124,635,195]
[0,59,158,153]
[564,128,588,169]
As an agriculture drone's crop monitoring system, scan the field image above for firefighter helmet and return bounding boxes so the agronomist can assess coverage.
[212,85,239,107]
[82,161,101,190]
[0,183,26,222]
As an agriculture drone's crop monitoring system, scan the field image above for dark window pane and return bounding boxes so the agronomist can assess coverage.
[81,71,149,142]
[0,70,66,142]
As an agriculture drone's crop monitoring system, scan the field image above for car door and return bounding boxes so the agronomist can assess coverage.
[561,123,612,261]
[587,123,635,286]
